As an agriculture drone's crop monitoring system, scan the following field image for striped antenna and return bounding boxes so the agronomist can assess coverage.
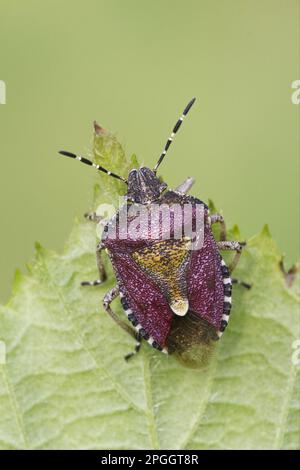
[58,151,128,183]
[154,97,196,173]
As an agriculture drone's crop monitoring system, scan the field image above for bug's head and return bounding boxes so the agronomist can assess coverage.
[59,98,196,204]
[127,167,167,204]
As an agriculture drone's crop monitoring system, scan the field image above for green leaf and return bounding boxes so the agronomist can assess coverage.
[0,128,299,450]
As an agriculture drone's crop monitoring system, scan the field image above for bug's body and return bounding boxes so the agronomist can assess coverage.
[102,188,230,366]
[59,98,250,368]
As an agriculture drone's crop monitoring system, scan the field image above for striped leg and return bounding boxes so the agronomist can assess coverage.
[103,285,140,360]
[84,212,107,225]
[124,333,142,361]
[175,176,195,194]
[232,278,252,289]
[214,221,251,287]
[81,242,107,286]
[210,213,227,241]
[217,240,246,274]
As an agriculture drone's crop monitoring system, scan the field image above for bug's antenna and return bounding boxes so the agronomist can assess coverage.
[153,97,196,173]
[58,151,128,184]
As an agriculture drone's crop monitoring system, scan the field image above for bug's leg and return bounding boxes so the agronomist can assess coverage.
[217,240,246,273]
[210,213,227,241]
[103,285,139,346]
[175,176,195,194]
[81,242,107,286]
[124,332,142,361]
[84,212,107,225]
[232,278,252,289]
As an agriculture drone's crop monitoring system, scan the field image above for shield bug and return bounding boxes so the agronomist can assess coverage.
[59,98,251,368]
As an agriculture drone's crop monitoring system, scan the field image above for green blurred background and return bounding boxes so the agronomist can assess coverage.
[0,0,299,302]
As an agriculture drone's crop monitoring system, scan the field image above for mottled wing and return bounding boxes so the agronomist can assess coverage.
[107,243,174,348]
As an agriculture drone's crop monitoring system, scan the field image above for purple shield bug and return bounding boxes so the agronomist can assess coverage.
[59,98,251,368]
